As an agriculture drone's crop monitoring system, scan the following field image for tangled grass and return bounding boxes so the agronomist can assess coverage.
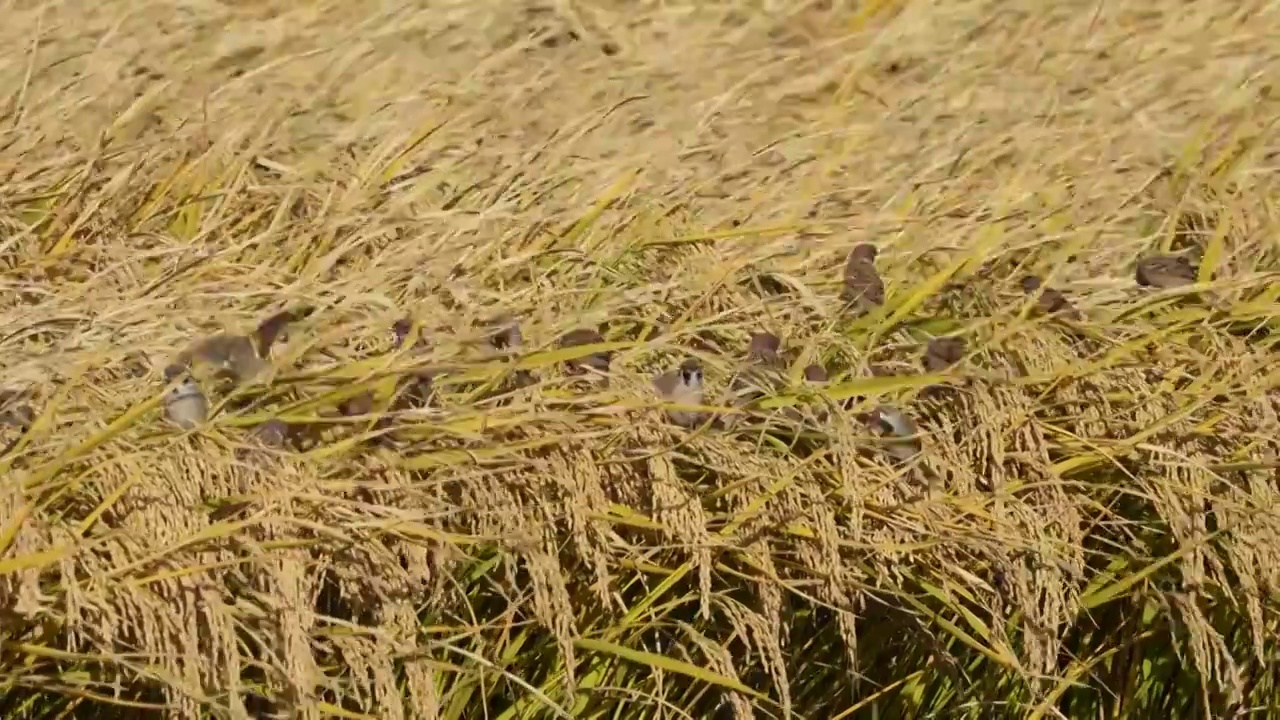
[3,0,1280,717]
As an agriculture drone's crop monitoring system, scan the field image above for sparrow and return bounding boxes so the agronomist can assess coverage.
[338,318,419,417]
[923,337,966,373]
[0,389,33,430]
[652,358,705,427]
[338,391,376,417]
[234,418,292,462]
[396,372,436,409]
[866,405,921,463]
[1135,254,1198,289]
[164,375,209,429]
[733,332,793,395]
[721,334,791,428]
[391,317,421,349]
[868,363,894,377]
[747,332,785,367]
[164,306,312,383]
[1020,275,1082,319]
[558,328,612,374]
[833,363,897,412]
[803,364,829,383]
[250,419,290,448]
[388,318,435,409]
[484,316,538,392]
[842,243,886,312]
[488,315,524,351]
[792,363,834,423]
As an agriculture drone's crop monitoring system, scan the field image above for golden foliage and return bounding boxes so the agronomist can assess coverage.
[3,0,1280,717]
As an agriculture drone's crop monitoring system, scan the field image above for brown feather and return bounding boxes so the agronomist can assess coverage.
[842,253,885,309]
[1136,254,1198,288]
[559,328,611,373]
[923,337,966,372]
[1020,275,1081,319]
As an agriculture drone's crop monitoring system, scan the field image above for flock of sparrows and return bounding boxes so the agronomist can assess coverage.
[0,243,1207,470]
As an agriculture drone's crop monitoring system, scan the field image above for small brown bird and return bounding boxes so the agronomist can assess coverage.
[1020,276,1081,319]
[0,389,33,430]
[391,317,420,349]
[164,375,208,429]
[868,363,894,377]
[164,307,311,383]
[866,405,921,463]
[339,391,376,417]
[803,364,829,383]
[234,418,292,466]
[341,318,418,417]
[747,332,784,367]
[1135,254,1198,289]
[842,243,886,312]
[488,316,523,351]
[388,319,436,409]
[722,336,789,428]
[396,372,436,409]
[558,328,612,374]
[250,419,290,448]
[484,316,537,394]
[796,363,833,423]
[653,358,705,427]
[923,337,966,373]
[732,333,791,395]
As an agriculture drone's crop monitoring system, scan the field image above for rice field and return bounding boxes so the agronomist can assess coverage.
[3,0,1280,717]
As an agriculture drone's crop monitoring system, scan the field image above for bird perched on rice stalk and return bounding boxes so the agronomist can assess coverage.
[487,315,524,351]
[653,358,706,427]
[484,315,536,392]
[746,331,785,368]
[920,336,968,403]
[232,418,293,465]
[796,362,832,423]
[1132,252,1233,312]
[558,327,612,376]
[842,243,885,314]
[250,418,289,448]
[1135,253,1198,289]
[922,336,966,373]
[164,375,209,429]
[0,389,33,431]
[338,316,440,420]
[803,364,829,383]
[722,333,789,428]
[1020,275,1082,320]
[865,405,921,463]
[163,306,312,384]
[387,317,436,410]
[864,404,941,491]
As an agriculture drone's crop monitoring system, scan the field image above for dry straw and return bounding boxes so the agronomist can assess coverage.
[3,0,1280,718]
